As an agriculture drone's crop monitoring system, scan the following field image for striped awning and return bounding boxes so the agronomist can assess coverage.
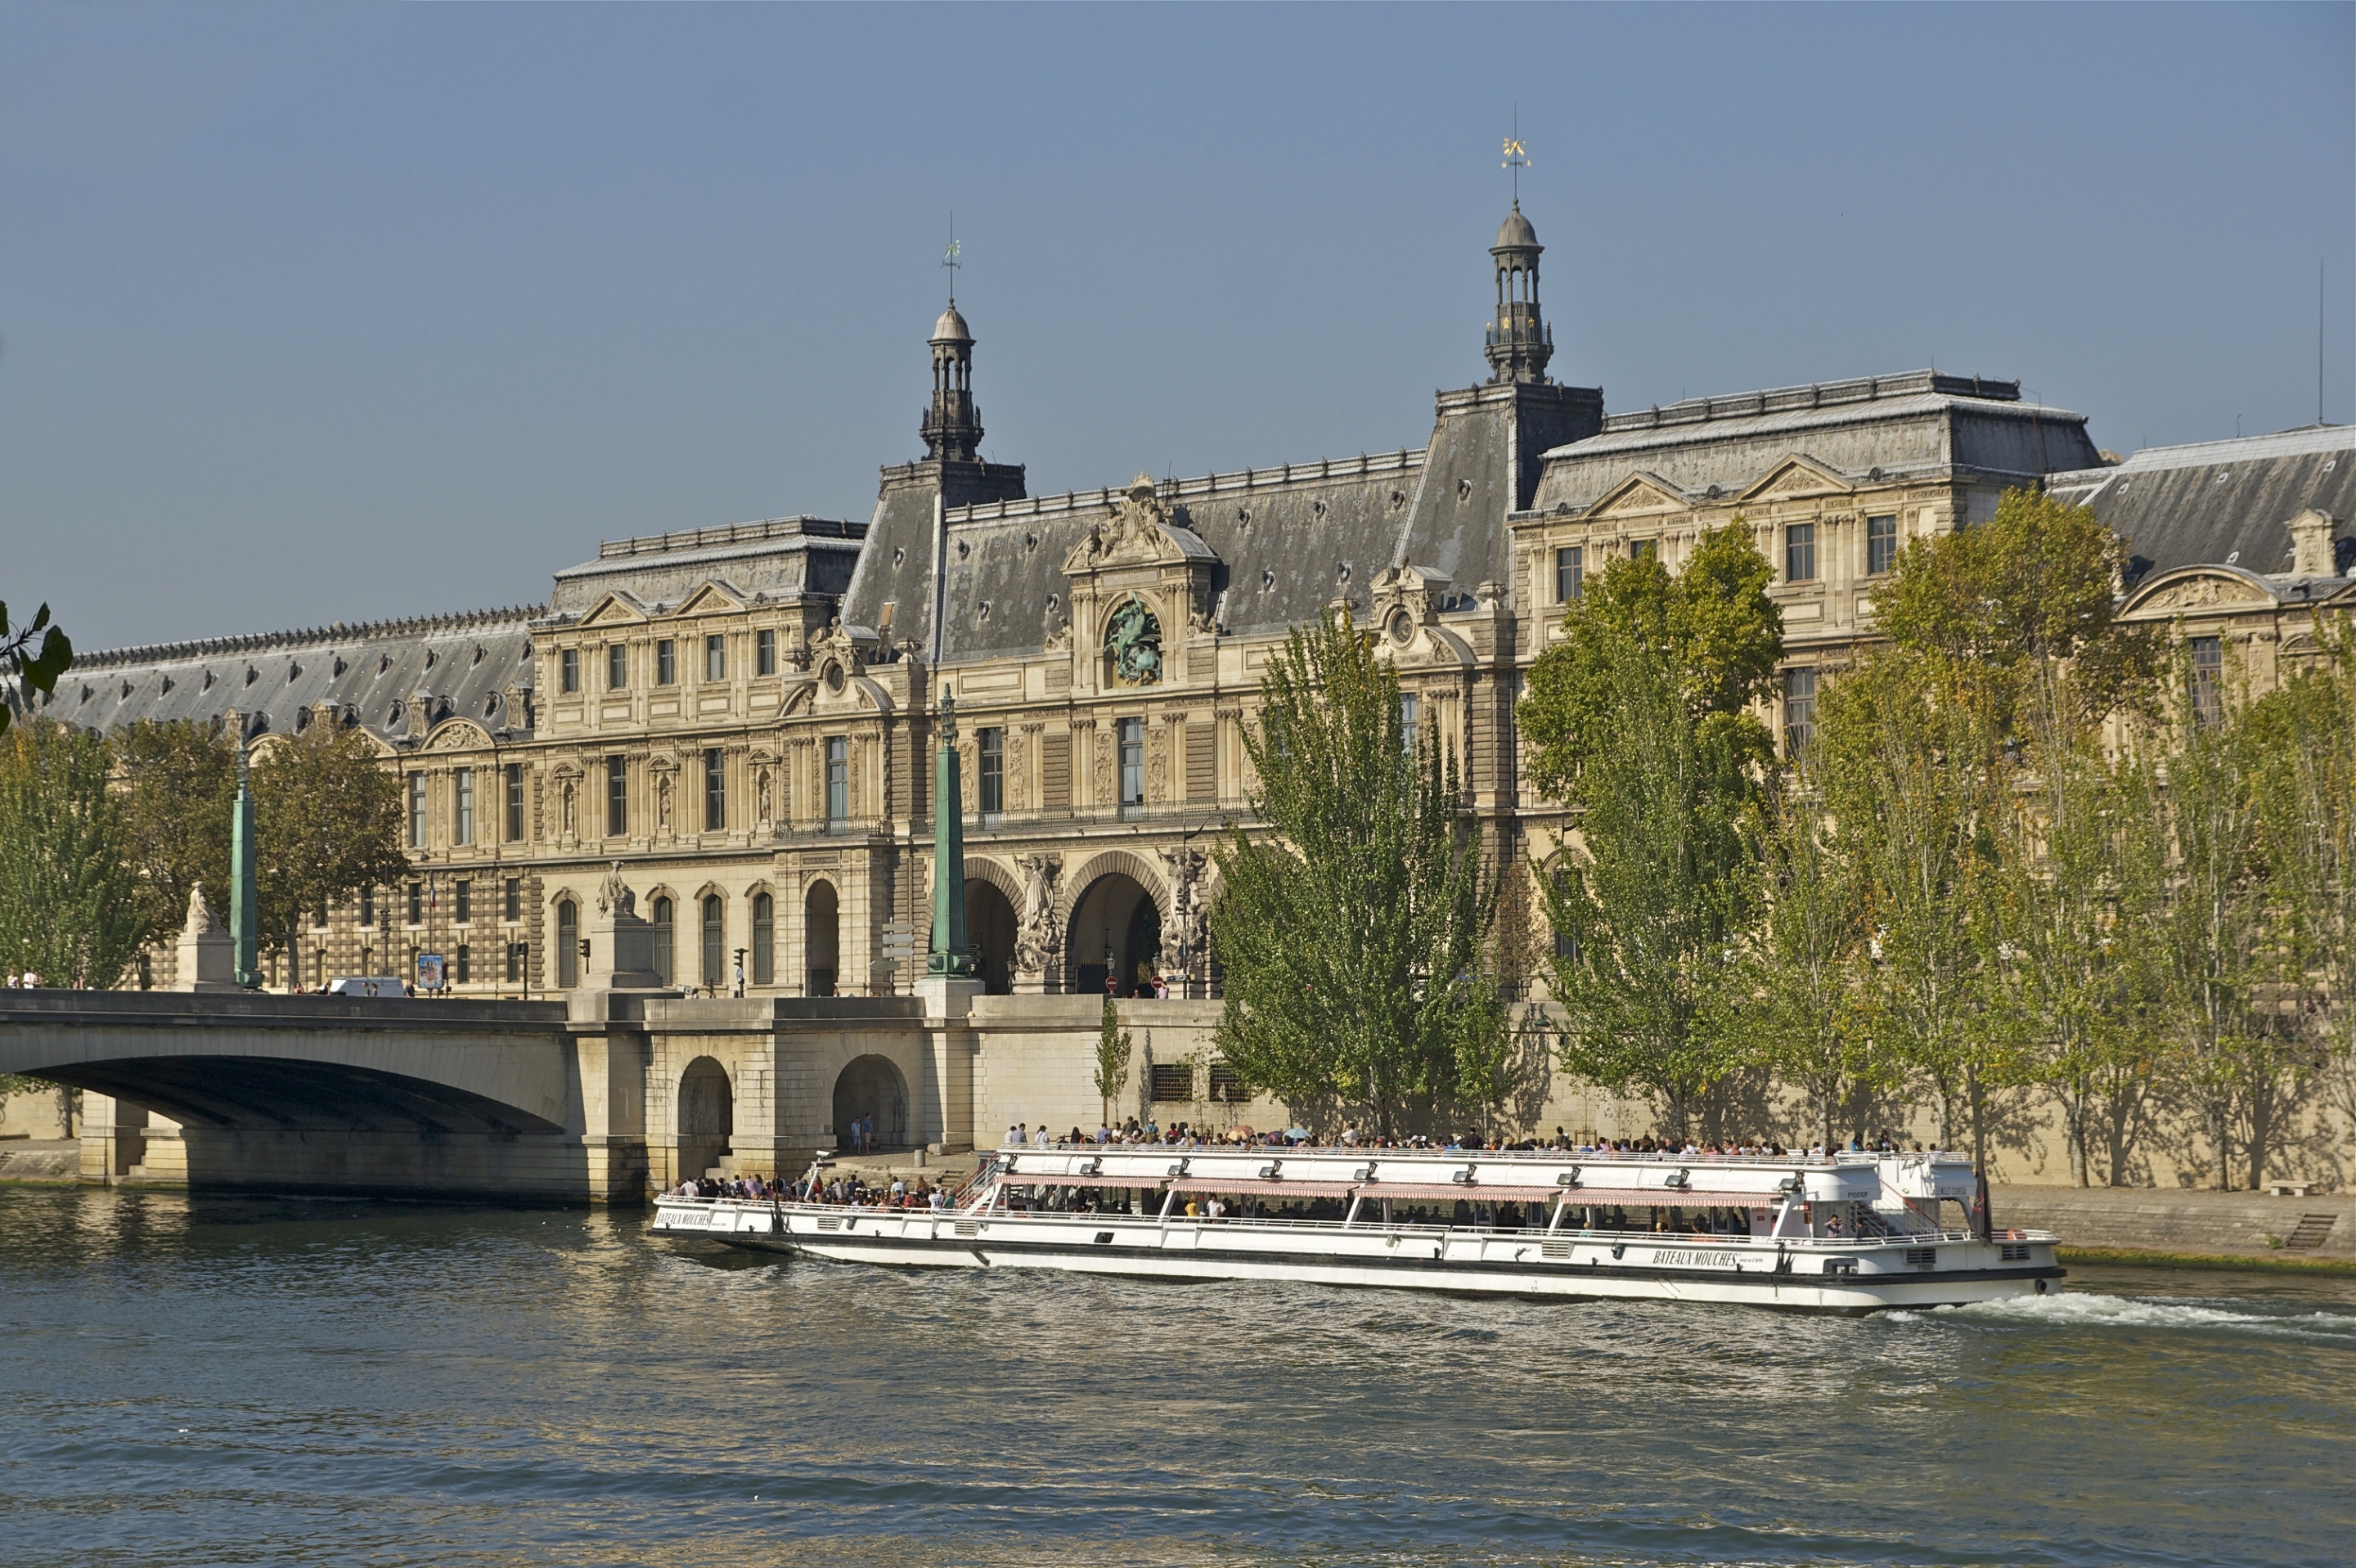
[1000,1173,1143,1189]
[1356,1183,1566,1202]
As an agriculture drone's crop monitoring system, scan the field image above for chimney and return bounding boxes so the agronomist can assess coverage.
[2287,510,2337,577]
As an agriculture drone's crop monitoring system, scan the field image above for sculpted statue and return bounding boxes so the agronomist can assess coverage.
[1105,592,1162,687]
[1013,853,1063,975]
[756,767,774,825]
[183,882,224,937]
[597,860,634,918]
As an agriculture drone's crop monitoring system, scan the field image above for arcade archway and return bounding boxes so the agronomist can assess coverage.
[805,881,839,996]
[1067,872,1163,998]
[832,1054,910,1152]
[967,878,1017,995]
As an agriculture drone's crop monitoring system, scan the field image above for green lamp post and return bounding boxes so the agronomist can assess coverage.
[230,725,262,989]
[925,693,976,978]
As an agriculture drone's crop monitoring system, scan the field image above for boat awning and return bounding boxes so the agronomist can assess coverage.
[1356,1183,1567,1203]
[1553,1188,1769,1207]
[1353,1184,1769,1206]
[999,1173,1146,1189]
[1169,1177,1361,1198]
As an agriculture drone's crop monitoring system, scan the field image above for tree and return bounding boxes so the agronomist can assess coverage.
[0,601,72,739]
[1094,996,1133,1127]
[1522,520,1783,806]
[0,719,148,988]
[1521,522,1782,1145]
[1208,608,1504,1138]
[250,725,409,973]
[115,718,239,948]
[1740,748,1881,1151]
[1541,639,1764,1144]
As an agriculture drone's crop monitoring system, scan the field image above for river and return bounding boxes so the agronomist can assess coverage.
[2,1186,2349,1566]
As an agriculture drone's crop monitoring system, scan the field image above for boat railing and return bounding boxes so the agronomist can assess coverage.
[992,1142,1964,1168]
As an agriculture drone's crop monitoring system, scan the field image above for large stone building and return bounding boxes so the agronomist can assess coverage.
[54,202,2356,1031]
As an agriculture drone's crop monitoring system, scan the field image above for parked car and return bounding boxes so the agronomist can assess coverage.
[326,976,411,998]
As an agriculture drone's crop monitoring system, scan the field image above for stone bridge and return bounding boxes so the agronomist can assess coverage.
[0,986,1234,1203]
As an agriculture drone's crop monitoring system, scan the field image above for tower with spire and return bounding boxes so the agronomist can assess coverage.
[1484,201,1553,386]
[920,300,982,461]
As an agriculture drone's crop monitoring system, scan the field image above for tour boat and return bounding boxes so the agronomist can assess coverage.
[650,1143,2064,1314]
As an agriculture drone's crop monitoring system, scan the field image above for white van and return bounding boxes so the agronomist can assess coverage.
[326,976,411,998]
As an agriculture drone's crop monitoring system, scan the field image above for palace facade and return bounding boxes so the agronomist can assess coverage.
[57,204,2356,1006]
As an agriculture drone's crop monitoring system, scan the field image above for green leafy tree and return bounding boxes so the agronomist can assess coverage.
[250,725,409,973]
[1740,747,1881,1151]
[1541,640,1764,1144]
[0,719,148,987]
[0,601,72,739]
[1208,609,1504,1137]
[1522,520,1783,805]
[1094,996,1134,1127]
[115,718,240,946]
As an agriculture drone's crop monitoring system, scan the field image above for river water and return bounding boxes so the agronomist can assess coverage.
[2,1188,2349,1567]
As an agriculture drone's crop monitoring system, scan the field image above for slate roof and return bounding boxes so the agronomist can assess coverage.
[1531,370,2101,510]
[56,606,541,745]
[2044,425,2356,584]
[936,450,1429,663]
[546,515,863,620]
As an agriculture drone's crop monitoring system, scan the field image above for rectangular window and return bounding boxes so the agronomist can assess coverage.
[1400,692,1419,753]
[656,640,676,685]
[504,762,524,842]
[312,899,328,930]
[607,643,627,690]
[751,892,774,986]
[704,748,726,832]
[560,648,579,694]
[1786,523,1817,583]
[556,901,578,988]
[452,767,474,846]
[455,944,470,986]
[407,775,426,848]
[1866,514,1897,576]
[2191,636,2224,729]
[504,877,521,923]
[757,628,776,676]
[1631,539,1658,561]
[606,755,628,837]
[1555,546,1585,603]
[825,737,848,823]
[1207,1065,1245,1103]
[1783,667,1819,755]
[506,941,524,984]
[704,634,726,681]
[455,879,471,926]
[1118,717,1144,807]
[978,728,1004,814]
[407,882,423,926]
[1150,1063,1194,1103]
[359,887,375,928]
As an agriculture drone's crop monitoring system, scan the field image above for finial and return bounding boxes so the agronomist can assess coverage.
[942,213,962,305]
[940,689,958,744]
[1501,109,1530,205]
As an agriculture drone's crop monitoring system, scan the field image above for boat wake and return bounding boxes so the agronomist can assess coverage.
[1891,1290,2356,1341]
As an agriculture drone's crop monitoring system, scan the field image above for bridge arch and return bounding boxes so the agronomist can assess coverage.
[676,1054,734,1179]
[831,1054,909,1153]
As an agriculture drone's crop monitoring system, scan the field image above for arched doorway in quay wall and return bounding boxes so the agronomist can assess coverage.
[832,1054,910,1153]
[1066,872,1162,998]
[966,878,1017,995]
[677,1055,734,1181]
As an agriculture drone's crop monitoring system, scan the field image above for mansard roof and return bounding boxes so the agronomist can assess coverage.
[933,448,1428,663]
[2044,424,2356,586]
[546,514,863,619]
[56,605,540,746]
[1530,369,2100,511]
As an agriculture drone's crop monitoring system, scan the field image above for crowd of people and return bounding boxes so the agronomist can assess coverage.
[994,1119,1929,1160]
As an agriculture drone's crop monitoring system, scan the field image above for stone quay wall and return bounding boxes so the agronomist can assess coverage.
[1995,1184,2355,1262]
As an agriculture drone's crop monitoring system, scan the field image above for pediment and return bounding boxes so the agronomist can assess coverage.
[575,592,650,628]
[1063,475,1221,576]
[675,582,748,618]
[1738,456,1852,502]
[424,717,494,751]
[1585,472,1690,517]
[2124,568,2277,615]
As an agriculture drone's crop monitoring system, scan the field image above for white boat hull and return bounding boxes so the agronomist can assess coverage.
[652,1201,2062,1314]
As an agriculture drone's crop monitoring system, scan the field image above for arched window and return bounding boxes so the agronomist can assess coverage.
[555,900,578,987]
[651,896,675,986]
[701,895,725,991]
[751,892,774,986]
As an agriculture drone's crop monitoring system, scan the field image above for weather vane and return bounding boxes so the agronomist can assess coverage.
[942,214,962,304]
[1501,111,1530,204]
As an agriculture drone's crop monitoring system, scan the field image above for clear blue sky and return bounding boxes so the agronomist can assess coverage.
[5,2,2351,652]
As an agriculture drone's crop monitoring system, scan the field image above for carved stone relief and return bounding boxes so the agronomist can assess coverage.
[1013,852,1063,976]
